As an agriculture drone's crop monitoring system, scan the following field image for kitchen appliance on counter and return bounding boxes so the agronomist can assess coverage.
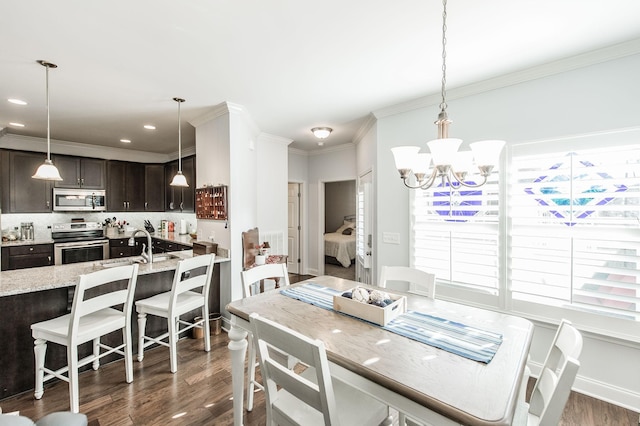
[20,222,35,240]
[53,188,107,211]
[52,221,109,265]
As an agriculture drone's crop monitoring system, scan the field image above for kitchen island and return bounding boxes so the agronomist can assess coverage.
[0,250,229,400]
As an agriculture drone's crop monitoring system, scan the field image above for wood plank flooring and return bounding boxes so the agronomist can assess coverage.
[1,331,637,425]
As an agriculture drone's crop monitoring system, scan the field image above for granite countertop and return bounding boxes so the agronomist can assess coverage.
[0,250,230,297]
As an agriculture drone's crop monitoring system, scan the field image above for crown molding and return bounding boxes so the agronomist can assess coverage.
[308,141,355,157]
[258,132,293,147]
[288,146,310,157]
[189,102,232,127]
[374,38,640,119]
[353,113,377,146]
[0,133,170,163]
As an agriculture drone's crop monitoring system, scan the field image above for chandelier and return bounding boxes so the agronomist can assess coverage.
[391,0,505,189]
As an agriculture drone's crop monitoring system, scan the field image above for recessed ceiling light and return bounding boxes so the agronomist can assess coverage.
[8,98,27,105]
[144,124,156,130]
[120,139,131,143]
[9,122,25,127]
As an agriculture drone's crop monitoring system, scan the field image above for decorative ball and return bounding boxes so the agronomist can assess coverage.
[352,287,370,303]
[369,290,390,305]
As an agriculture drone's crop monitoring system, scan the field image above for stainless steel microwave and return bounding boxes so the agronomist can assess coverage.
[53,188,107,211]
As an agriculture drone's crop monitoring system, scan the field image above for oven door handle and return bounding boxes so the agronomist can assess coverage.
[54,240,109,248]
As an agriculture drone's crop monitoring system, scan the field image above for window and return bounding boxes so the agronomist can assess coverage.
[411,134,640,333]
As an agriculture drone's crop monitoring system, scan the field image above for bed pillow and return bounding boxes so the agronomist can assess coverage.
[335,220,356,234]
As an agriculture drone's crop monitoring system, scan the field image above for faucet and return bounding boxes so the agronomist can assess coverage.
[129,229,153,264]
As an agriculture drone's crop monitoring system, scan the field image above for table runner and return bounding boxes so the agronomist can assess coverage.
[280,282,502,363]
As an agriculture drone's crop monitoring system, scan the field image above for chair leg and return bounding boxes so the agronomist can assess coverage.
[67,344,80,413]
[92,337,100,370]
[203,306,211,353]
[123,326,133,383]
[33,338,47,400]
[246,333,256,411]
[169,316,178,373]
[137,312,147,362]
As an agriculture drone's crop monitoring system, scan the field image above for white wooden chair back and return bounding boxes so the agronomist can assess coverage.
[69,264,139,342]
[249,313,339,426]
[528,319,582,425]
[168,254,216,318]
[379,265,435,298]
[241,263,290,298]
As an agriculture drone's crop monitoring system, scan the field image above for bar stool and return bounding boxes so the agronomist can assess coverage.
[30,264,139,413]
[135,254,215,373]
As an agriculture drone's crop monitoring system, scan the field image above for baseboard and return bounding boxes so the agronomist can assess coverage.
[528,361,640,412]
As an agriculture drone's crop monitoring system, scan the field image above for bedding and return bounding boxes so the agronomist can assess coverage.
[324,221,356,268]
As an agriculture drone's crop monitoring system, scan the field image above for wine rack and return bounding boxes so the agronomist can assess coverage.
[195,185,228,220]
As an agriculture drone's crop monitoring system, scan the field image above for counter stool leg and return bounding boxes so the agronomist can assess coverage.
[92,337,100,370]
[68,344,80,413]
[169,317,178,373]
[123,326,134,383]
[137,312,147,362]
[33,338,47,400]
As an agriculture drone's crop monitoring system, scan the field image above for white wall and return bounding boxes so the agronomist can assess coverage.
[257,133,291,239]
[305,144,357,275]
[372,51,640,410]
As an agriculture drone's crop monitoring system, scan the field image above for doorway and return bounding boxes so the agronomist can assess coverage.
[287,182,301,274]
[323,180,356,281]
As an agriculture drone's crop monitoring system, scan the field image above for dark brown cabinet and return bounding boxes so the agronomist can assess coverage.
[165,155,195,212]
[109,237,147,258]
[107,161,146,212]
[151,238,191,254]
[52,155,106,189]
[3,150,52,213]
[144,164,165,212]
[1,244,54,271]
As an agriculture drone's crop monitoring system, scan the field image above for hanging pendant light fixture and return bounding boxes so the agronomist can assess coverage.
[170,97,189,187]
[32,60,63,181]
[391,0,504,190]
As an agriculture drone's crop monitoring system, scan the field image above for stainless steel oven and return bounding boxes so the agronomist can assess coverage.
[52,222,109,265]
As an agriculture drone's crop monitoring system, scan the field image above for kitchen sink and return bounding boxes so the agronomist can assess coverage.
[100,253,180,268]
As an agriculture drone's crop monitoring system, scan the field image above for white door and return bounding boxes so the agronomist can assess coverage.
[287,183,301,274]
[356,171,373,284]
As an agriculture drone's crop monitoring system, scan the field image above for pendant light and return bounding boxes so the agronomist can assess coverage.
[170,97,189,187]
[32,60,63,181]
[391,0,505,190]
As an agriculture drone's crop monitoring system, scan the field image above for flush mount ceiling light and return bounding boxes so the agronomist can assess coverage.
[391,0,504,190]
[311,127,332,139]
[32,60,62,181]
[169,97,189,187]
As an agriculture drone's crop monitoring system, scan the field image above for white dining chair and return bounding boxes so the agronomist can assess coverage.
[240,263,293,411]
[379,265,435,298]
[249,313,391,426]
[379,265,435,426]
[514,319,583,425]
[30,264,139,413]
[135,254,215,373]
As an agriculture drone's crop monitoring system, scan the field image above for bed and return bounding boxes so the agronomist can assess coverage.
[324,218,356,268]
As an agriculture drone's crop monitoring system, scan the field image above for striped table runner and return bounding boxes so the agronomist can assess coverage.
[281,283,502,363]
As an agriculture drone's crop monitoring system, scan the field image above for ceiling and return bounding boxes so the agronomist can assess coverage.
[2,1,640,154]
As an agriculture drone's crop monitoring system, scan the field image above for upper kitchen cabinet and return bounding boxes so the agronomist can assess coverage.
[165,155,195,212]
[2,150,53,213]
[107,161,145,212]
[52,155,106,189]
[144,164,165,212]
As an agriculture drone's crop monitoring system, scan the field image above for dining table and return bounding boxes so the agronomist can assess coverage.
[226,275,533,426]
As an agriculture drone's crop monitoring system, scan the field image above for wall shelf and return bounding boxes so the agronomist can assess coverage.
[195,185,228,220]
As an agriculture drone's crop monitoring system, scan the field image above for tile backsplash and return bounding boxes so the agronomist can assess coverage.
[1,211,196,240]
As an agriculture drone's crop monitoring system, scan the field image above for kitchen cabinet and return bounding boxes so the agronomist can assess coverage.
[107,161,146,212]
[151,238,191,254]
[109,237,146,258]
[52,155,106,189]
[165,155,195,212]
[144,164,165,212]
[1,244,54,271]
[3,150,53,213]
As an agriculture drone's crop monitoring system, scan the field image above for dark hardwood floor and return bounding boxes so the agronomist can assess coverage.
[1,278,638,425]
